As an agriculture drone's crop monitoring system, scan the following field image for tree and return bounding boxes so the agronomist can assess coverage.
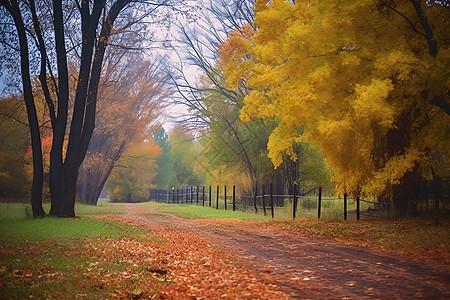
[153,127,174,189]
[77,56,169,205]
[168,125,203,187]
[0,0,45,217]
[0,0,180,217]
[171,0,269,191]
[171,0,330,194]
[219,0,449,211]
[107,138,161,202]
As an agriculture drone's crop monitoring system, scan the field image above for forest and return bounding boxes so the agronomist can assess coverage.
[0,0,448,218]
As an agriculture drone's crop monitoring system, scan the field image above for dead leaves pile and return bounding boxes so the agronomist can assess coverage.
[106,214,288,299]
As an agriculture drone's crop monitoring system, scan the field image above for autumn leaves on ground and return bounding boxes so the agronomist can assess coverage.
[1,201,449,299]
[0,202,286,299]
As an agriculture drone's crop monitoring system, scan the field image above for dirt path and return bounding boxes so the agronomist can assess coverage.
[113,204,450,299]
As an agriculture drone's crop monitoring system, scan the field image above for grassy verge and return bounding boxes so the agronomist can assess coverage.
[139,201,267,220]
[0,203,166,299]
[0,198,124,220]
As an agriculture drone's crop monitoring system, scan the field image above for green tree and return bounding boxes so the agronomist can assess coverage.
[152,127,174,189]
[168,125,203,187]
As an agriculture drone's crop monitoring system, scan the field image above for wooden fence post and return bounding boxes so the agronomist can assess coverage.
[344,193,347,220]
[233,185,236,211]
[262,184,267,216]
[196,186,199,205]
[318,187,322,219]
[202,186,205,207]
[190,187,193,204]
[209,186,212,207]
[357,197,360,220]
[224,186,227,210]
[293,183,297,219]
[270,183,274,218]
[254,183,258,213]
[216,186,219,210]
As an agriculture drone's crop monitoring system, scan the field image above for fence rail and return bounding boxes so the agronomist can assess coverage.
[149,184,410,221]
[148,178,447,224]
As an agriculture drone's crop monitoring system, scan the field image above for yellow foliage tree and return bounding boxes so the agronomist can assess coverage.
[107,138,161,202]
[219,0,449,206]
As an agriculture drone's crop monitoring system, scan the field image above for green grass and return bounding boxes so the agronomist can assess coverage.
[0,198,125,220]
[76,198,125,216]
[140,201,267,220]
[0,217,150,244]
[0,200,159,299]
[141,197,377,221]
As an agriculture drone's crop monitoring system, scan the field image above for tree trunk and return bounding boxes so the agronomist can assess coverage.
[386,107,416,216]
[78,167,111,205]
[49,163,78,217]
[1,0,45,218]
[91,164,115,205]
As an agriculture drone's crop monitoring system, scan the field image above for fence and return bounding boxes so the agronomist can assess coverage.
[149,184,397,220]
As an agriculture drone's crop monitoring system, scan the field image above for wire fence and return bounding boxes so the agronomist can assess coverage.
[149,184,398,220]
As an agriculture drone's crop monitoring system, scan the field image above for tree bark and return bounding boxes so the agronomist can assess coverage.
[1,0,45,218]
[78,161,114,205]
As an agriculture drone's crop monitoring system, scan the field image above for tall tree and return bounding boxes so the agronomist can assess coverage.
[77,56,169,205]
[172,0,329,194]
[0,0,181,217]
[168,125,203,187]
[171,0,267,190]
[152,127,174,189]
[0,0,45,217]
[219,0,449,211]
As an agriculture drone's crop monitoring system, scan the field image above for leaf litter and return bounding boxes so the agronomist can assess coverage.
[105,214,289,299]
